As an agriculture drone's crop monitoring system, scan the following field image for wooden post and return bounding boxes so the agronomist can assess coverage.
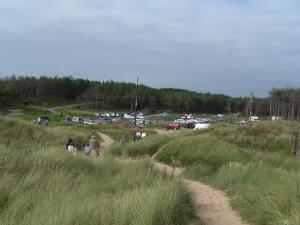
[292,127,299,157]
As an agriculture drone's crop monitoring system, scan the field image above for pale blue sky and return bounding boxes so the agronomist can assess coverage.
[0,0,300,97]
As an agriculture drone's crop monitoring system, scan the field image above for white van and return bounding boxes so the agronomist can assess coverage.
[194,123,211,129]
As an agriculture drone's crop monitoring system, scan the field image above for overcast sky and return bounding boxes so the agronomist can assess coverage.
[0,0,300,97]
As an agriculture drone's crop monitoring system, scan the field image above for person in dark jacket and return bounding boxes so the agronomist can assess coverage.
[66,138,75,149]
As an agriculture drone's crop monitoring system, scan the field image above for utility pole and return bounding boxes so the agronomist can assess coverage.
[133,76,139,142]
[249,92,254,121]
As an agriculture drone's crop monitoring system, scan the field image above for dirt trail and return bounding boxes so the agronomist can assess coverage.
[47,103,86,115]
[183,179,249,225]
[98,133,250,225]
[151,148,249,225]
[76,132,113,158]
[7,109,25,117]
[98,132,114,152]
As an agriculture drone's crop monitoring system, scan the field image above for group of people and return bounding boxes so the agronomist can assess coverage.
[135,131,147,140]
[65,135,101,157]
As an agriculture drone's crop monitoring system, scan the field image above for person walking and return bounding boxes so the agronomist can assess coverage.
[66,138,77,155]
[83,143,92,156]
[89,135,100,157]
[66,138,75,151]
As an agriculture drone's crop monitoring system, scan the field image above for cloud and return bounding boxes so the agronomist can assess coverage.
[0,0,300,97]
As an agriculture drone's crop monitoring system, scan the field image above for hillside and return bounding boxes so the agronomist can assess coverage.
[112,121,300,225]
[0,116,198,225]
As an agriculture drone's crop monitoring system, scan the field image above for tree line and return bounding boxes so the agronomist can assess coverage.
[269,88,300,120]
[0,75,299,118]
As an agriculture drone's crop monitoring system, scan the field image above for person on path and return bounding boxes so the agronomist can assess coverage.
[89,135,100,157]
[66,138,75,150]
[135,131,142,140]
[66,138,77,155]
[83,142,92,155]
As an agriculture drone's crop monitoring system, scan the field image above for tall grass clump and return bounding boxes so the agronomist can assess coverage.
[109,134,172,158]
[0,116,197,225]
[209,121,295,155]
[156,121,300,225]
[213,162,300,225]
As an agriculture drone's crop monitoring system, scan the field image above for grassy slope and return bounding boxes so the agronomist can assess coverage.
[0,117,197,225]
[112,121,300,225]
[110,134,172,158]
[154,122,300,225]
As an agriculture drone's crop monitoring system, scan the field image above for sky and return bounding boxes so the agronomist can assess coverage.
[0,0,300,97]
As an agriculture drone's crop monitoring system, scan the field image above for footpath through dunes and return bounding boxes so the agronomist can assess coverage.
[183,179,249,225]
[47,103,86,115]
[98,132,114,152]
[151,147,250,225]
[102,131,250,225]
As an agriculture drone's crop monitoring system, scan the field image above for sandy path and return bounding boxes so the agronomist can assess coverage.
[183,179,249,225]
[7,109,25,117]
[98,132,114,152]
[47,103,86,115]
[98,133,250,225]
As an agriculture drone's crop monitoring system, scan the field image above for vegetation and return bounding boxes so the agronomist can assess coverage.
[0,116,197,225]
[269,88,300,120]
[16,113,61,122]
[1,75,247,114]
[110,134,172,158]
[112,121,300,225]
[152,122,300,225]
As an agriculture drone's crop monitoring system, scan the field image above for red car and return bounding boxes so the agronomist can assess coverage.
[165,123,181,130]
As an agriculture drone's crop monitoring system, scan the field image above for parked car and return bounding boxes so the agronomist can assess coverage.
[249,116,260,122]
[32,116,50,124]
[165,123,181,130]
[194,123,210,129]
[96,118,112,124]
[124,114,135,119]
[72,117,83,123]
[83,119,97,125]
[61,116,72,123]
[237,120,247,125]
[174,119,186,124]
[183,122,195,129]
[115,119,125,125]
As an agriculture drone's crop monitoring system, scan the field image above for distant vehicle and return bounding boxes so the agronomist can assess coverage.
[174,119,186,124]
[143,119,152,125]
[115,119,125,125]
[104,113,110,117]
[72,117,83,123]
[237,120,247,125]
[61,116,72,123]
[83,119,97,125]
[124,120,144,128]
[183,122,195,129]
[194,123,210,129]
[96,118,112,124]
[249,116,260,122]
[272,116,282,121]
[137,112,145,119]
[165,123,181,130]
[124,114,135,119]
[97,113,110,117]
[32,116,50,124]
[181,114,194,120]
[162,112,171,117]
